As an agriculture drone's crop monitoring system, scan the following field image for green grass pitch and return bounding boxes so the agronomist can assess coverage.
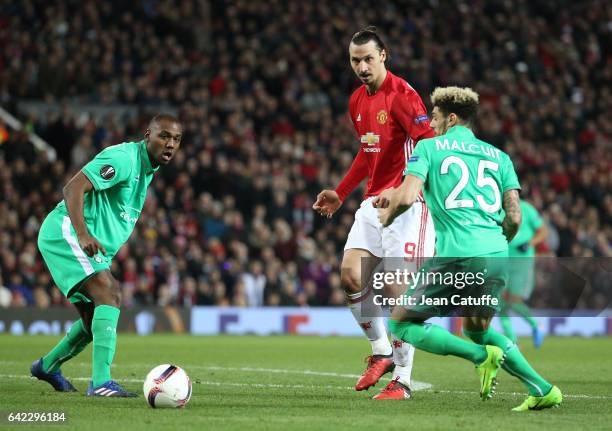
[0,334,611,430]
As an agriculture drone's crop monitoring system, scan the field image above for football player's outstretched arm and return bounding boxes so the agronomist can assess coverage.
[312,189,342,219]
[63,171,106,257]
[501,189,522,242]
[313,149,368,218]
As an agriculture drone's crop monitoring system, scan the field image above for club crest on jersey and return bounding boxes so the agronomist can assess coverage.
[376,110,388,125]
[100,165,115,180]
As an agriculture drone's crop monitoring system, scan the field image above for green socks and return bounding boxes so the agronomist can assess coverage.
[41,305,121,387]
[464,327,552,396]
[42,319,92,373]
[389,319,553,397]
[91,305,120,387]
[389,320,487,364]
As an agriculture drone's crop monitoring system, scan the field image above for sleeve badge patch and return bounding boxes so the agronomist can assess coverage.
[414,114,428,124]
[100,165,116,180]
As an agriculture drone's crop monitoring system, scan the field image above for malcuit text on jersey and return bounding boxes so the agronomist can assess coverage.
[435,139,502,160]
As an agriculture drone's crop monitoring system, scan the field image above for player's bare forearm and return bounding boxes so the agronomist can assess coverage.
[384,203,411,227]
[63,171,93,238]
[398,175,423,208]
[64,171,106,256]
[501,189,522,242]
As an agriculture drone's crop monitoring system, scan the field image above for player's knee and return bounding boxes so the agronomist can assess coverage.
[105,279,122,307]
[340,268,362,294]
[112,283,122,307]
[462,317,491,343]
[85,273,121,307]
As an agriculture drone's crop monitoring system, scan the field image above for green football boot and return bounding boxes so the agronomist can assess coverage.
[476,345,505,401]
[512,385,562,411]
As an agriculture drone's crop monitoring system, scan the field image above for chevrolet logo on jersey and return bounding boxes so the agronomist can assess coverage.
[361,132,381,152]
[361,132,380,145]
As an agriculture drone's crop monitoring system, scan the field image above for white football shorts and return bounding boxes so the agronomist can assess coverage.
[344,196,436,271]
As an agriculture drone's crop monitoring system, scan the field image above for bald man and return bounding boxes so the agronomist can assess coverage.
[33,114,182,397]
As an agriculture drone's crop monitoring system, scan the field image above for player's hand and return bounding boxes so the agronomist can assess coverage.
[376,188,408,227]
[77,233,107,257]
[312,190,342,218]
[372,188,395,209]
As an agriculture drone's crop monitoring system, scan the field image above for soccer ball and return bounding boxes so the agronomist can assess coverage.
[143,364,192,408]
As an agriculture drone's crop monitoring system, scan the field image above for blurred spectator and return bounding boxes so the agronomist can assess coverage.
[241,261,266,307]
[0,274,11,307]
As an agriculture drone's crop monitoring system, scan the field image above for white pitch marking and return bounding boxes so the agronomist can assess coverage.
[423,388,612,400]
[199,366,434,391]
[1,360,429,387]
[5,373,612,399]
[5,359,612,399]
[6,374,357,391]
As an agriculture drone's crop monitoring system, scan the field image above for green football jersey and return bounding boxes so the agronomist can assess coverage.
[52,140,158,257]
[508,200,543,257]
[405,126,521,257]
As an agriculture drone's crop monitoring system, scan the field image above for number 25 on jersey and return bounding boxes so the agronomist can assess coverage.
[440,156,501,213]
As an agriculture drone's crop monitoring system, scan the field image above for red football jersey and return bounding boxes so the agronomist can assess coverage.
[335,71,434,201]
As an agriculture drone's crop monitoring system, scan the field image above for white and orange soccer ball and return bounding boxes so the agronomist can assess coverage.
[143,364,192,408]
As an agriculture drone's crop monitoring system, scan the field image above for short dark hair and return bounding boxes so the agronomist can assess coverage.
[149,114,180,128]
[350,26,389,57]
[431,87,479,126]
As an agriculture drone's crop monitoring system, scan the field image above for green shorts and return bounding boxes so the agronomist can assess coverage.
[401,251,508,317]
[37,211,111,304]
[506,257,535,299]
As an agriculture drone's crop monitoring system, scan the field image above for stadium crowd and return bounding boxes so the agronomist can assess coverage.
[0,0,610,309]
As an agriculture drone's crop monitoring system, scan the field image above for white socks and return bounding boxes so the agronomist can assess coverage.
[391,335,415,387]
[347,288,392,356]
[347,288,415,387]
